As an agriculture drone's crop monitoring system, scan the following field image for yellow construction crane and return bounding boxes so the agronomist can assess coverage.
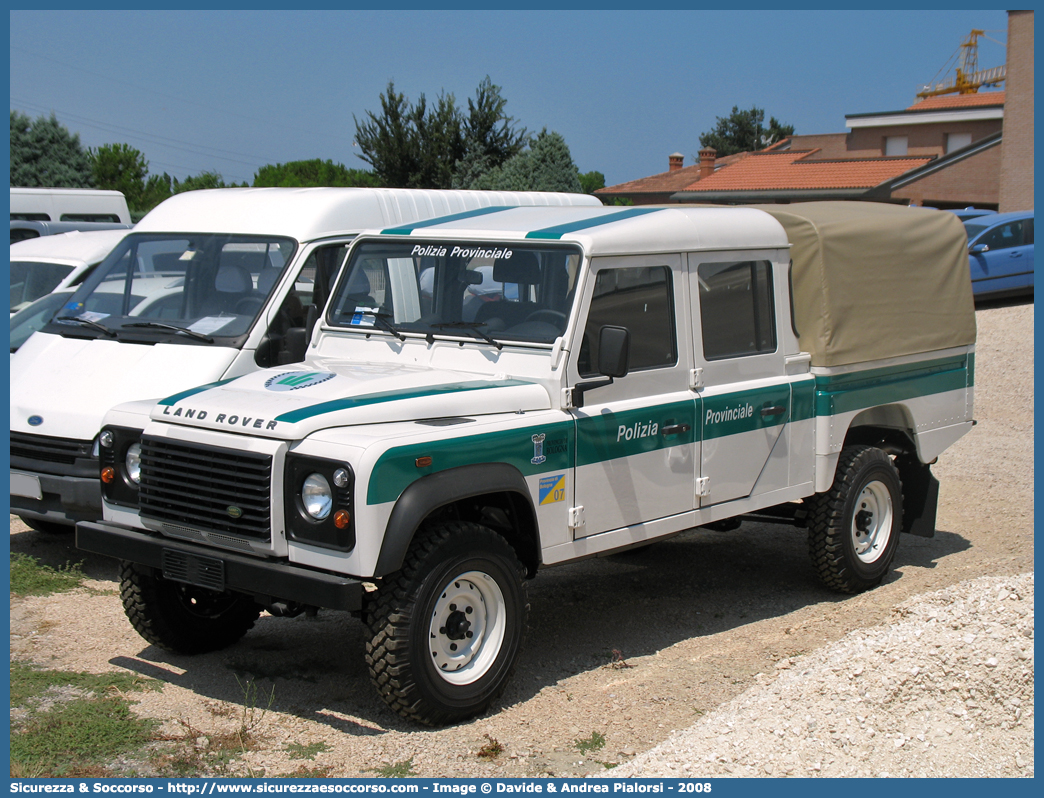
[916,29,1006,99]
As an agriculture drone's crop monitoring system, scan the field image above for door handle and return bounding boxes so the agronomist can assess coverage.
[760,405,786,417]
[662,423,691,436]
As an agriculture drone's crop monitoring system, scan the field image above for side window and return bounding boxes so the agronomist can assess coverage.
[979,221,1025,251]
[698,260,776,360]
[578,266,676,378]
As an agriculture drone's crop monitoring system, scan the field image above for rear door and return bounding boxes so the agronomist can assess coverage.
[689,254,791,507]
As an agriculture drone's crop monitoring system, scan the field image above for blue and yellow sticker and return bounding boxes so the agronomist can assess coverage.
[539,474,566,505]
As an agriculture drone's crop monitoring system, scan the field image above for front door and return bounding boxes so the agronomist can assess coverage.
[569,255,698,539]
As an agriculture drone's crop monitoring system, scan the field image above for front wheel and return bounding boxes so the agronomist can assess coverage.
[365,521,528,726]
[119,562,261,654]
[806,445,903,594]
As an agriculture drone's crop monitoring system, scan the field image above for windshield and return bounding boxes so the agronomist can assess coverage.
[327,240,582,345]
[10,261,75,312]
[42,233,297,345]
[963,221,989,243]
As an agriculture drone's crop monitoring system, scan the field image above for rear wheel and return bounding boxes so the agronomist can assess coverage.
[365,521,528,726]
[806,445,903,594]
[119,562,261,654]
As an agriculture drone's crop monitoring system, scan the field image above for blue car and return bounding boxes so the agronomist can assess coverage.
[962,211,1034,301]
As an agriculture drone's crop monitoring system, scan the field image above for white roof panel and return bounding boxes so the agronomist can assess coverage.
[9,229,131,265]
[133,187,601,243]
[369,204,790,255]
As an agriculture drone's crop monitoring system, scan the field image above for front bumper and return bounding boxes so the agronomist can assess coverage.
[11,472,102,526]
[76,521,364,612]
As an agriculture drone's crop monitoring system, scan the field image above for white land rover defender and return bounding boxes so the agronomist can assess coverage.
[77,202,977,726]
[10,188,599,533]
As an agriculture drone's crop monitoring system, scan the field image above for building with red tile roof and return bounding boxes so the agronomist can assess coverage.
[597,12,1034,211]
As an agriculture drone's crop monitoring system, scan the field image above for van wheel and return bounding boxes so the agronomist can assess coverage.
[119,562,260,654]
[806,445,903,594]
[365,521,528,726]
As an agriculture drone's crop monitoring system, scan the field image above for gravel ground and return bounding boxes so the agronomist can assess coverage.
[9,300,1034,778]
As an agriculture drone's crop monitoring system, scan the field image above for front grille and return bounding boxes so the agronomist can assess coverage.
[11,432,92,465]
[139,436,272,541]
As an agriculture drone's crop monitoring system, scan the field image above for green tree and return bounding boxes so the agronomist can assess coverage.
[578,170,606,195]
[173,171,245,193]
[697,106,795,157]
[355,77,526,190]
[474,129,583,193]
[10,111,94,188]
[89,143,148,211]
[253,159,379,187]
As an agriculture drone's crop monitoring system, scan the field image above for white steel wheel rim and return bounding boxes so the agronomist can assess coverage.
[851,480,894,564]
[428,570,506,686]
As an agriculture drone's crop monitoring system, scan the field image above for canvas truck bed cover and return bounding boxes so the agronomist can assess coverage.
[751,202,977,368]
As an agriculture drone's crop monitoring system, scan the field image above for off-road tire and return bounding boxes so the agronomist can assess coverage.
[806,445,903,594]
[364,521,528,726]
[119,561,261,654]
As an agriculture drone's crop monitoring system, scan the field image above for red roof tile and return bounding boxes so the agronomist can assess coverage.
[907,91,1005,111]
[682,150,933,192]
[596,152,747,195]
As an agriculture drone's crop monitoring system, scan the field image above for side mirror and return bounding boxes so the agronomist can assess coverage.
[969,244,989,254]
[597,325,630,378]
[571,325,630,409]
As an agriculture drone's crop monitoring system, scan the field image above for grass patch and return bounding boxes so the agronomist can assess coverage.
[10,661,161,777]
[575,731,606,755]
[477,735,504,760]
[10,553,87,596]
[372,758,417,778]
[286,741,329,761]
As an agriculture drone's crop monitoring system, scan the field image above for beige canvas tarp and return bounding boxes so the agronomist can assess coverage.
[751,202,977,368]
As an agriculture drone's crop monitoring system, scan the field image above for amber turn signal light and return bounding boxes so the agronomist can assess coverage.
[101,466,115,484]
[334,510,351,529]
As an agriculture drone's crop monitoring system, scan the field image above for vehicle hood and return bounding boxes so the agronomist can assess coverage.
[10,333,238,440]
[148,359,551,440]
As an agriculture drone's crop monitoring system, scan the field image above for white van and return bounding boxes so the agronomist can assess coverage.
[10,228,131,314]
[10,188,132,224]
[10,187,601,532]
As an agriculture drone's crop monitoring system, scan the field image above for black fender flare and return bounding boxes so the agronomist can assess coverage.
[373,463,537,577]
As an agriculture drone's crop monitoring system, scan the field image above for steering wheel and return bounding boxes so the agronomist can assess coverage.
[524,309,568,327]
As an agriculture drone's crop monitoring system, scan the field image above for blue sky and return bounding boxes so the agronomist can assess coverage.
[10,9,1011,188]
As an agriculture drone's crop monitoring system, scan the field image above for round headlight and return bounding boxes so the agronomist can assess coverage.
[302,473,332,520]
[125,443,142,484]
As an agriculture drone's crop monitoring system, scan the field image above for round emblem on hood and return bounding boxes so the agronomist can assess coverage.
[27,416,43,427]
[264,371,336,392]
[226,506,243,519]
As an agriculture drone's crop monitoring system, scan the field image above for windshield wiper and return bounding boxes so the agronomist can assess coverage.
[123,321,214,343]
[362,311,406,342]
[56,316,118,338]
[431,322,503,350]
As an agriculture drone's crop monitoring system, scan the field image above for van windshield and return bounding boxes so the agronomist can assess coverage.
[42,233,297,345]
[327,240,582,345]
[10,261,75,312]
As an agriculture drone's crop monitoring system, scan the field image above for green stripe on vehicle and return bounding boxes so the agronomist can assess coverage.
[367,422,574,505]
[525,208,665,240]
[575,400,696,467]
[381,206,516,235]
[814,354,972,417]
[701,384,794,441]
[158,377,239,406]
[275,379,534,424]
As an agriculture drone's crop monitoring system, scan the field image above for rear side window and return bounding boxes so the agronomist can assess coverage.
[697,260,776,360]
[578,265,676,377]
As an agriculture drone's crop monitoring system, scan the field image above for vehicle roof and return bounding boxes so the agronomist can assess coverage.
[132,187,602,242]
[359,204,790,255]
[10,187,127,198]
[966,210,1034,226]
[9,228,131,264]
